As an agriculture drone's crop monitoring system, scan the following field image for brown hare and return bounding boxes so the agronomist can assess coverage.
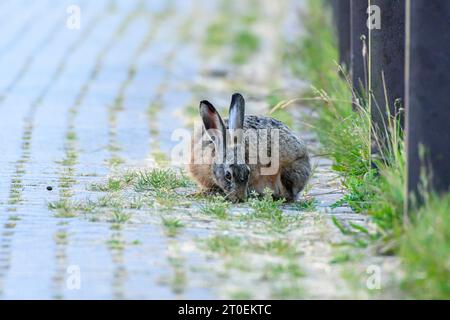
[188,93,310,202]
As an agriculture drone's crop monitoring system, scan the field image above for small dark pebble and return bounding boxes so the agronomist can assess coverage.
[205,69,228,78]
[46,186,53,191]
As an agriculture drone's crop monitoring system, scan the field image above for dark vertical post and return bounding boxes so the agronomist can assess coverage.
[350,0,369,100]
[369,0,405,158]
[406,0,450,209]
[331,0,351,70]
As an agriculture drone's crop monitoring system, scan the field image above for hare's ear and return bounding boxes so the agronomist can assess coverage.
[229,93,245,130]
[200,100,226,154]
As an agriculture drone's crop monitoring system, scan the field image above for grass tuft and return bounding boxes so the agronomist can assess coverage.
[249,189,289,230]
[291,197,317,211]
[206,235,243,256]
[134,169,191,192]
[48,198,97,217]
[161,217,184,237]
[200,196,230,219]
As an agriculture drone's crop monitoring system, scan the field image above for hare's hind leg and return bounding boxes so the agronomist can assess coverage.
[280,157,311,202]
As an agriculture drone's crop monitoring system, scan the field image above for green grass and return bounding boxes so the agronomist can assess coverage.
[59,151,78,166]
[270,284,303,299]
[205,235,243,256]
[151,151,169,166]
[291,197,317,211]
[259,240,298,257]
[128,196,145,209]
[288,0,368,176]
[330,251,353,264]
[167,255,187,294]
[107,238,125,250]
[48,200,79,218]
[66,131,77,140]
[92,194,123,208]
[248,189,291,230]
[229,291,253,300]
[200,196,230,219]
[262,262,304,281]
[107,156,125,167]
[134,169,191,192]
[110,208,130,224]
[90,178,123,192]
[153,190,182,209]
[72,169,193,216]
[161,217,184,237]
[90,172,137,192]
[204,235,299,261]
[400,193,450,299]
[54,231,68,244]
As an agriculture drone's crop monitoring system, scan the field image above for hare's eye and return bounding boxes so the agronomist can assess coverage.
[225,171,232,181]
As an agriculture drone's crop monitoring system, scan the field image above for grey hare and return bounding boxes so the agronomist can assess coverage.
[188,93,310,202]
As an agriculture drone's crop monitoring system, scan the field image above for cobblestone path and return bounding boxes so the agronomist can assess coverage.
[0,0,399,299]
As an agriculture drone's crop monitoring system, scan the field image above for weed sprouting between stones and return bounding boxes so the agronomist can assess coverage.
[199,232,305,299]
[229,291,253,299]
[91,169,191,193]
[107,238,125,250]
[54,231,68,244]
[290,197,317,211]
[247,189,299,231]
[249,189,284,216]
[90,177,126,192]
[108,156,125,167]
[109,208,130,224]
[262,262,305,281]
[205,235,243,256]
[161,217,184,237]
[256,239,299,258]
[200,196,230,219]
[89,170,138,192]
[134,168,192,192]
[167,256,187,294]
[48,199,83,218]
[153,190,188,209]
[203,235,299,259]
[92,194,124,208]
